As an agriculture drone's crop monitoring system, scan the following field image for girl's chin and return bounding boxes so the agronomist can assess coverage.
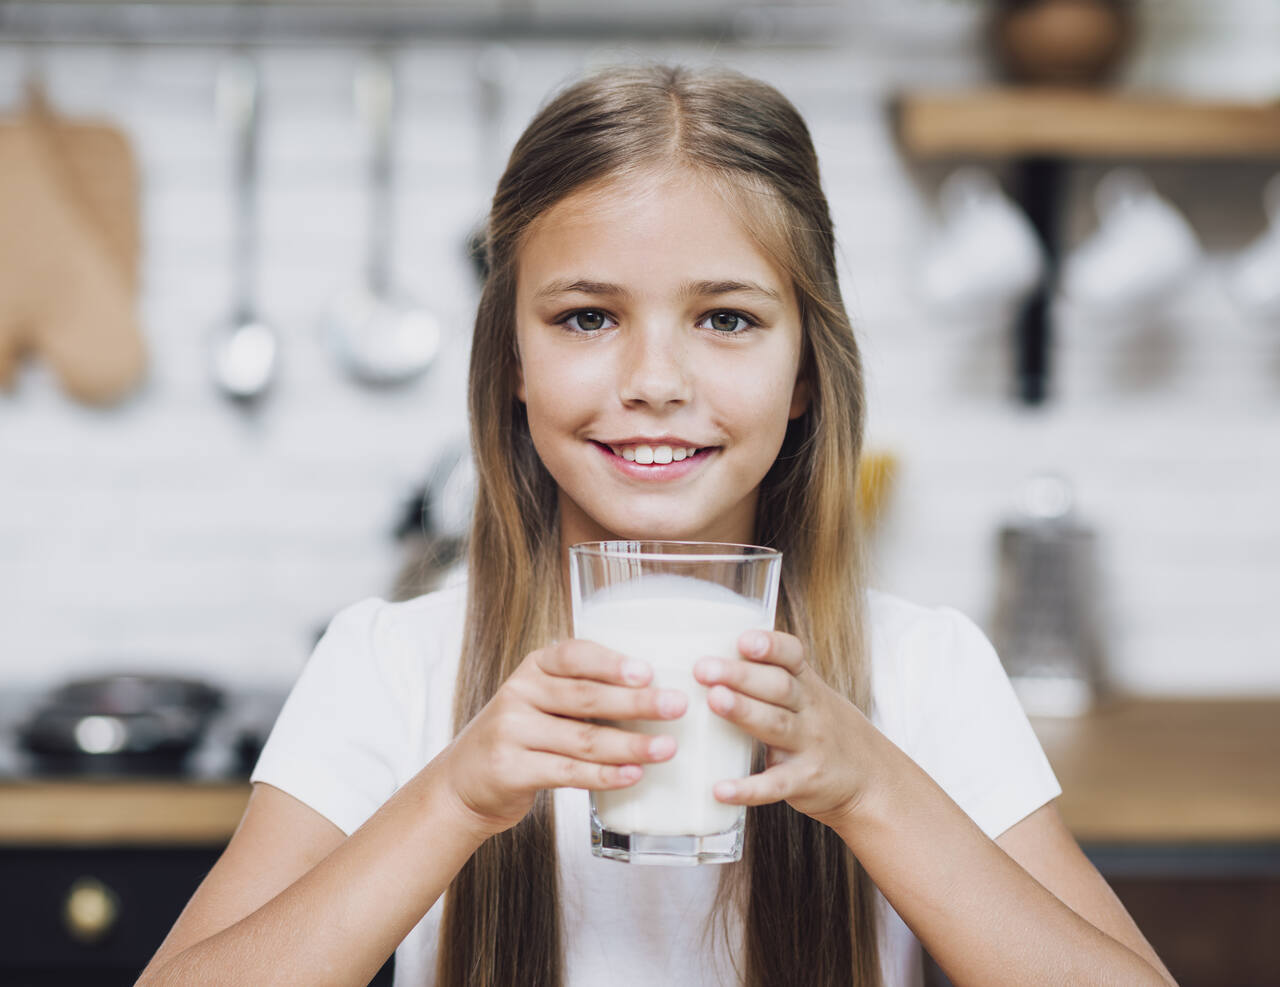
[593,517,737,544]
[559,492,755,546]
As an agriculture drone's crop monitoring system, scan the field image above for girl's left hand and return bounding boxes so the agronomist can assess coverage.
[693,630,879,832]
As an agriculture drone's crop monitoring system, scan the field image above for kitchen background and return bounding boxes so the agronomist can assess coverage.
[2,0,1278,697]
[2,2,1279,985]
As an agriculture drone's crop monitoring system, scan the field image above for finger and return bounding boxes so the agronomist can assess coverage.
[538,638,653,686]
[692,657,800,711]
[524,714,678,766]
[527,751,646,792]
[706,684,796,749]
[712,765,793,806]
[738,630,807,676]
[541,676,688,722]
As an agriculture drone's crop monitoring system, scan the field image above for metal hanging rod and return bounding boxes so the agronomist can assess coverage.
[0,2,850,47]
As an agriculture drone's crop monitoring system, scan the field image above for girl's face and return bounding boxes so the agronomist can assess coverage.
[514,169,808,550]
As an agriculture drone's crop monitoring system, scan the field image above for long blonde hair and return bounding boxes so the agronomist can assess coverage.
[439,63,880,987]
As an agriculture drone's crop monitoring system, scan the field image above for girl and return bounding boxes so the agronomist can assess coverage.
[140,65,1174,987]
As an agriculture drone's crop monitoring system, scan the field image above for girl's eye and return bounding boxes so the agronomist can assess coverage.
[562,310,615,333]
[699,311,754,333]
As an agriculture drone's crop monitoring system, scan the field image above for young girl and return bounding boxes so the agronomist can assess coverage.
[140,65,1174,987]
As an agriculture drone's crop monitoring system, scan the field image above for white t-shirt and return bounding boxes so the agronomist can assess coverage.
[251,583,1061,987]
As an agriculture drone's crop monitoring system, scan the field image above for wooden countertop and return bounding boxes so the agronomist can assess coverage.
[1031,698,1280,844]
[0,780,251,845]
[1,700,1277,846]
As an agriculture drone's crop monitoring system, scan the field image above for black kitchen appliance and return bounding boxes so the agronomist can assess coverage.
[17,674,226,776]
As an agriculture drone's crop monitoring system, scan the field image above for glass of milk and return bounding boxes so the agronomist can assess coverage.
[569,541,782,866]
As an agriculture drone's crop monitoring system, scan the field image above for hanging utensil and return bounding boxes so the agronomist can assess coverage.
[326,48,440,387]
[464,44,515,283]
[210,52,278,405]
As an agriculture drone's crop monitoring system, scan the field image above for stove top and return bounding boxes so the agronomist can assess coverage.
[0,686,287,783]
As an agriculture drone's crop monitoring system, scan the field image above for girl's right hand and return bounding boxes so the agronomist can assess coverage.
[439,640,688,839]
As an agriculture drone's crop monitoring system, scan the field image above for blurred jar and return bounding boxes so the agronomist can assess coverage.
[989,473,1107,716]
[988,0,1136,86]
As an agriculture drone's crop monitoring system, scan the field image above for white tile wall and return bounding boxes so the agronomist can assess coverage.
[1,7,1278,695]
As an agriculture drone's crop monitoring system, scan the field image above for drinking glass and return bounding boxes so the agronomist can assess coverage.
[569,540,782,865]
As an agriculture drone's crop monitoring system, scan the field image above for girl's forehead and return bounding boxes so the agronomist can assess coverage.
[533,167,698,230]
[517,168,791,291]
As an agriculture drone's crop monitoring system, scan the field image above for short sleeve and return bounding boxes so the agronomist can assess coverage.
[250,597,409,836]
[896,606,1062,840]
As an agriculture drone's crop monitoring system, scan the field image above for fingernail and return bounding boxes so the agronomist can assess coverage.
[714,781,737,800]
[648,735,676,759]
[619,764,643,782]
[657,690,687,718]
[696,658,725,681]
[743,631,768,657]
[622,659,650,685]
[709,685,734,712]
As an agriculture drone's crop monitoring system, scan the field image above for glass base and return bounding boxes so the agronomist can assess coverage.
[591,815,744,865]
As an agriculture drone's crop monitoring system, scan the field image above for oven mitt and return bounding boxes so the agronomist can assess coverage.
[0,85,146,404]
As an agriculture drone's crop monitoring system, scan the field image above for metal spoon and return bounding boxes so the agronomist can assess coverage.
[210,53,277,405]
[327,49,439,387]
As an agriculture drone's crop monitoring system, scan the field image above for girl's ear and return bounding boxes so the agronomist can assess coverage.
[788,375,811,420]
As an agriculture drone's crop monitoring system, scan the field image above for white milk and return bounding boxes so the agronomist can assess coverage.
[573,574,772,836]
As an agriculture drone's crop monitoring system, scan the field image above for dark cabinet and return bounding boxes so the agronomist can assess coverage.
[0,846,393,986]
[0,846,222,986]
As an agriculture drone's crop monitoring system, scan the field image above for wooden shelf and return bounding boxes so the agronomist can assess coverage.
[895,87,1280,160]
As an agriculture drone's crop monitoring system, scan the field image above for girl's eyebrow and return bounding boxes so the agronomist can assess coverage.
[535,279,632,300]
[683,279,781,303]
[533,278,781,302]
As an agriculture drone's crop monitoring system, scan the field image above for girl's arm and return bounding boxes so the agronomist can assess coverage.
[832,728,1177,986]
[138,640,685,986]
[697,630,1177,987]
[136,764,491,986]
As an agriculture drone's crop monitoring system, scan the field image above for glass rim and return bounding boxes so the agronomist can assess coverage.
[569,540,781,563]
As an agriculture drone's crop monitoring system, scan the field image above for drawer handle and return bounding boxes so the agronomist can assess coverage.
[63,876,120,944]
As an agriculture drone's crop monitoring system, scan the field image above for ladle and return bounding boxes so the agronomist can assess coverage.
[327,49,439,386]
[210,53,278,405]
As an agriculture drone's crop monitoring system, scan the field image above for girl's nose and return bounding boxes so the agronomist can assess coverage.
[618,326,692,409]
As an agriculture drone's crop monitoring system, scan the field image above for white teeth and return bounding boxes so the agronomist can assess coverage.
[609,443,701,463]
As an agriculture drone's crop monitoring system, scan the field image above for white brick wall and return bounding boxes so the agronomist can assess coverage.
[2,6,1278,694]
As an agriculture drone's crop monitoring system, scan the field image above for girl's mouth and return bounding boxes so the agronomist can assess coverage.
[591,441,717,477]
[607,442,700,464]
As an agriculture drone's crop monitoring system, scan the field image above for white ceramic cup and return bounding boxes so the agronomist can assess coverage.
[1060,169,1201,321]
[919,167,1045,323]
[1225,173,1280,322]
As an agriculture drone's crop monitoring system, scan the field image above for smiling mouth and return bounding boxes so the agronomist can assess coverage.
[592,441,714,465]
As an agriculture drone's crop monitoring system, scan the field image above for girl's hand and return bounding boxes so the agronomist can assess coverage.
[694,630,878,832]
[440,640,689,839]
